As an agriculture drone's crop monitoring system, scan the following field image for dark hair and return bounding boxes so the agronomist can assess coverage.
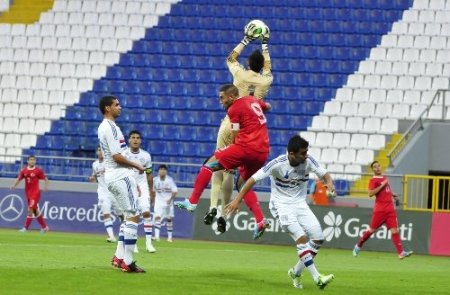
[287,135,309,153]
[99,95,117,114]
[159,164,168,170]
[128,130,142,139]
[248,50,264,73]
[219,84,239,97]
[370,161,379,169]
[28,155,36,160]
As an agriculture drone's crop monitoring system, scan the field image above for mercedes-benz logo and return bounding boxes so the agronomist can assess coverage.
[0,194,24,222]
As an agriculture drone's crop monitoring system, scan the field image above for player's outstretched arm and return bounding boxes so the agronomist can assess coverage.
[225,177,257,214]
[261,25,272,75]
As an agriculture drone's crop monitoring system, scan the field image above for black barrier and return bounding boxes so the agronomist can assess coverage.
[192,200,432,255]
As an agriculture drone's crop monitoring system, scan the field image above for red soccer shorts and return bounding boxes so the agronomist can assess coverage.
[214,144,268,181]
[370,209,398,230]
[27,194,41,210]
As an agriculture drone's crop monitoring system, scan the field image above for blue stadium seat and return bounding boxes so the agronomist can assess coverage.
[178,126,197,141]
[196,126,217,142]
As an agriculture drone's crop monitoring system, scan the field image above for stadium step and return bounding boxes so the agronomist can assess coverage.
[349,132,403,197]
[0,0,54,24]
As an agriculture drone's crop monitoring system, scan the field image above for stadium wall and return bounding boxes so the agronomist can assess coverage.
[391,122,450,175]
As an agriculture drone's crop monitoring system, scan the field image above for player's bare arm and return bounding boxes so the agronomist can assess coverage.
[322,173,336,197]
[168,192,177,205]
[44,177,49,192]
[112,153,145,173]
[225,177,257,214]
[10,178,21,190]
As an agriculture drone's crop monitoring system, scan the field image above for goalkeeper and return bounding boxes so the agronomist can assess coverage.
[203,22,273,234]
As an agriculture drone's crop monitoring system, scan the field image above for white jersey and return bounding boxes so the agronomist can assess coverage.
[92,160,107,191]
[153,175,178,203]
[122,148,152,187]
[97,118,133,183]
[252,154,327,205]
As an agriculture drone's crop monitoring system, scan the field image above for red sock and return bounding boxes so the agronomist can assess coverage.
[242,190,264,224]
[36,215,47,229]
[189,166,214,204]
[24,216,33,229]
[357,230,373,248]
[391,232,403,254]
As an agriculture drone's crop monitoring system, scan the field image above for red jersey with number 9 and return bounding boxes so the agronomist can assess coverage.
[18,167,46,199]
[227,96,270,153]
[368,175,394,212]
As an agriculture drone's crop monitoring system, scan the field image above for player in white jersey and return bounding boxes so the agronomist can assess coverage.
[98,95,145,273]
[89,146,123,243]
[123,130,156,253]
[226,135,335,289]
[152,164,178,242]
[204,24,274,232]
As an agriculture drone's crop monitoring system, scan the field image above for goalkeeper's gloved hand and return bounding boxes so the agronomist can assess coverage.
[261,26,270,44]
[241,35,257,46]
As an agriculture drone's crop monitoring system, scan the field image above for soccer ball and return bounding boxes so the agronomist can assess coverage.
[244,19,267,39]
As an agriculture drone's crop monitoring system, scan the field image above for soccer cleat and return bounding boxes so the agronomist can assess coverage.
[40,226,49,234]
[315,274,335,289]
[111,256,123,268]
[217,216,227,234]
[120,261,146,273]
[146,241,156,253]
[107,237,117,243]
[174,199,197,212]
[253,220,270,240]
[204,207,217,225]
[167,238,173,243]
[398,250,413,260]
[288,268,303,289]
[18,227,27,232]
[353,245,360,257]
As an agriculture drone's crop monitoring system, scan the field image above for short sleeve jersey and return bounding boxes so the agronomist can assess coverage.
[252,154,327,205]
[227,96,270,153]
[369,175,395,212]
[18,166,46,198]
[122,148,152,187]
[97,119,133,183]
[152,175,178,203]
[92,160,107,191]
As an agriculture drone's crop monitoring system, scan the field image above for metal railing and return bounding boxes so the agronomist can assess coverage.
[403,175,450,213]
[388,89,449,165]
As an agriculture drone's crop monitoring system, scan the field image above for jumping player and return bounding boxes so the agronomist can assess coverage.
[175,84,271,239]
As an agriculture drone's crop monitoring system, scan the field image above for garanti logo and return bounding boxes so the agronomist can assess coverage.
[323,211,342,241]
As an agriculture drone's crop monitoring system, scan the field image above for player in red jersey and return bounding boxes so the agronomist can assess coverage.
[10,155,49,232]
[175,84,271,239]
[353,161,413,259]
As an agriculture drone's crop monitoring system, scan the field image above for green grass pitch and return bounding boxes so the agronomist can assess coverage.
[0,229,448,295]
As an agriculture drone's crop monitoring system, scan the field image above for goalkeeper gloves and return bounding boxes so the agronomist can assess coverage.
[261,26,270,44]
[241,35,257,46]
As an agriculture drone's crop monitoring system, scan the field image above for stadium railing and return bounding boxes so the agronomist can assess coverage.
[403,175,450,213]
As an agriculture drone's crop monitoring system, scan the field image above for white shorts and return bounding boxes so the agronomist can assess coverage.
[107,176,139,217]
[137,183,151,213]
[154,198,174,220]
[269,200,324,241]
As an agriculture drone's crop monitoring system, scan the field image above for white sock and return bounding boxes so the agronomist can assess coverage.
[114,223,125,259]
[167,219,173,239]
[143,217,153,243]
[104,217,115,239]
[301,253,320,281]
[154,220,161,240]
[294,259,305,275]
[123,221,138,265]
